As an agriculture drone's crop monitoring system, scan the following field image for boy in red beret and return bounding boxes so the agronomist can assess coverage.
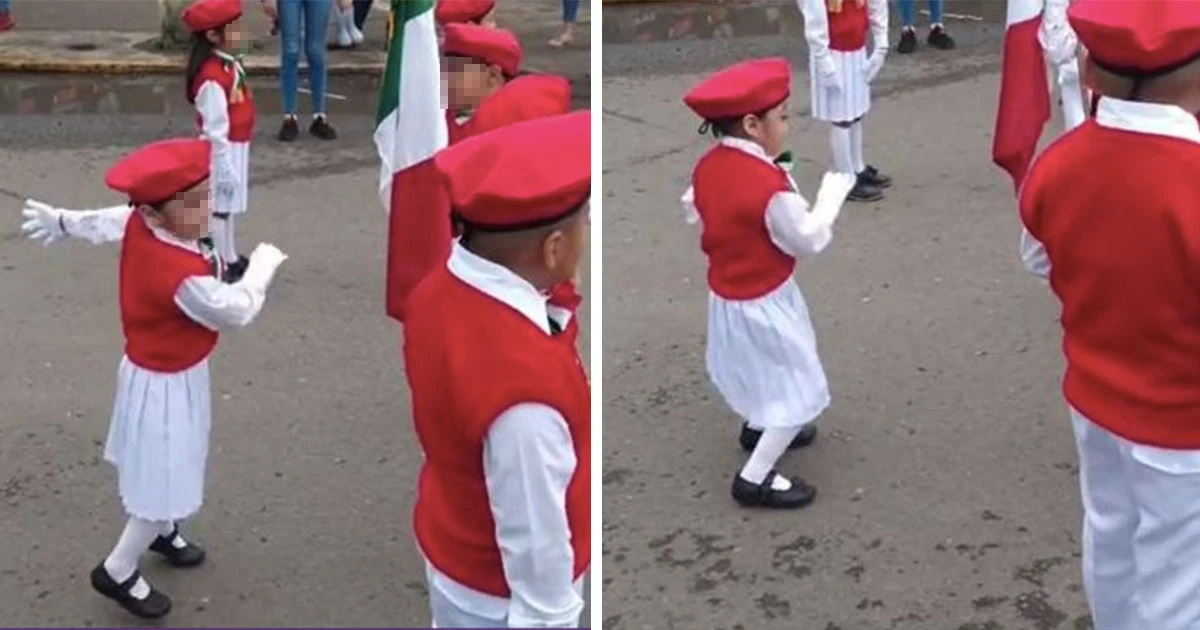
[796,0,891,202]
[435,0,497,27]
[1019,1,1200,627]
[682,58,856,509]
[20,138,288,619]
[405,111,589,627]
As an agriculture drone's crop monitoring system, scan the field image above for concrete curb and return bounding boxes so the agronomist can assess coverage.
[0,56,384,76]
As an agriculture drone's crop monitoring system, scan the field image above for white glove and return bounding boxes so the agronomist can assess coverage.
[815,55,842,94]
[814,171,857,211]
[242,242,288,288]
[1039,18,1078,66]
[866,50,887,83]
[20,199,67,246]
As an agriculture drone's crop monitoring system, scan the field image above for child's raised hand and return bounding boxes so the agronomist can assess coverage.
[20,199,66,247]
[815,172,857,207]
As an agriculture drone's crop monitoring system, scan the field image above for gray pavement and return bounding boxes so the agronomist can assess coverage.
[601,15,1092,630]
[0,73,590,630]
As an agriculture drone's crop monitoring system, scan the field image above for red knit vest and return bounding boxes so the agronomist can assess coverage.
[190,56,256,142]
[405,267,590,596]
[692,145,796,300]
[1021,120,1200,448]
[827,1,869,51]
[119,212,219,372]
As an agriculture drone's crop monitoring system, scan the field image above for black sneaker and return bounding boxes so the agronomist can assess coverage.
[739,423,818,453]
[858,165,892,189]
[278,116,300,142]
[848,180,884,202]
[897,27,917,54]
[928,25,956,50]
[310,115,338,140]
[731,471,817,509]
[149,526,207,568]
[222,255,249,283]
[89,563,171,619]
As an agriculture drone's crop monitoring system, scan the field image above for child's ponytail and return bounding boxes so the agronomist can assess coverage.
[184,30,219,104]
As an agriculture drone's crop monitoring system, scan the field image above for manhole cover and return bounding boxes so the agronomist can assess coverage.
[66,43,98,51]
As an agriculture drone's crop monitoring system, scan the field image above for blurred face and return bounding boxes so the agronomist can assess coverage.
[144,180,212,240]
[743,100,790,158]
[207,19,246,52]
[442,56,504,110]
[539,203,589,286]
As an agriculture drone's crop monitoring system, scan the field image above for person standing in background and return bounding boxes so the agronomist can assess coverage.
[549,0,578,48]
[895,0,954,54]
[261,0,338,141]
[0,0,14,32]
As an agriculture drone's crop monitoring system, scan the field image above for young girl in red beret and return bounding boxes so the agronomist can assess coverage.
[183,0,256,282]
[682,57,856,509]
[20,138,288,619]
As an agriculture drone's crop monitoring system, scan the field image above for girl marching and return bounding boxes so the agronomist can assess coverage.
[682,57,856,509]
[797,0,892,202]
[184,0,256,282]
[20,138,288,618]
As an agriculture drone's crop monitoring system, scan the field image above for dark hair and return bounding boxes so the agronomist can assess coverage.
[700,104,776,139]
[185,30,220,104]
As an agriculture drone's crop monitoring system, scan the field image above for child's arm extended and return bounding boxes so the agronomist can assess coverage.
[764,171,856,257]
[21,199,133,246]
[174,243,288,331]
[194,81,240,215]
[484,404,583,628]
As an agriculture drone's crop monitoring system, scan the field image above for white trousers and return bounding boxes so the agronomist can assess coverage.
[1072,409,1200,630]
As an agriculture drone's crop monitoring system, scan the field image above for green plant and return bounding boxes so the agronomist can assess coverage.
[158,0,196,49]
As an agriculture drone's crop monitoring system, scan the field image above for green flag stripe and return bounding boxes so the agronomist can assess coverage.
[376,0,436,124]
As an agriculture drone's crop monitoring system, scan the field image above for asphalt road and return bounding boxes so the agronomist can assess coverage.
[601,20,1092,630]
[0,72,591,626]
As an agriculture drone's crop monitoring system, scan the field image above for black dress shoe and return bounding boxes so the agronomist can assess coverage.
[927,25,956,50]
[149,527,206,568]
[847,180,884,202]
[309,115,338,140]
[731,471,817,509]
[222,255,249,283]
[897,27,917,54]
[739,423,818,452]
[90,563,171,619]
[858,165,892,189]
[278,116,300,142]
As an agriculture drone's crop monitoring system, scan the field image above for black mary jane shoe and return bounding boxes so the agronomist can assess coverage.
[847,180,884,203]
[739,423,818,453]
[149,526,207,568]
[222,255,250,284]
[90,563,172,619]
[858,165,892,189]
[731,471,817,509]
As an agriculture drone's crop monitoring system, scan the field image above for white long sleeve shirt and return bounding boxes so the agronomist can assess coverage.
[57,204,273,331]
[424,242,585,628]
[195,80,240,213]
[684,137,844,258]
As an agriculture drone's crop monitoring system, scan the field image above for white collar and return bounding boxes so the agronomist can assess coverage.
[719,136,776,165]
[1094,97,1200,145]
[447,240,568,335]
[138,211,206,255]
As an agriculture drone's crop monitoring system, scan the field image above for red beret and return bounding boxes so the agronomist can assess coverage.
[443,23,522,77]
[435,0,496,25]
[683,57,792,120]
[1070,0,1200,76]
[436,111,590,230]
[181,0,242,32]
[106,138,212,206]
[467,75,572,137]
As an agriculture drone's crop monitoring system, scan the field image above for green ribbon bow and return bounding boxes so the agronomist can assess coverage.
[774,151,795,172]
[213,49,246,93]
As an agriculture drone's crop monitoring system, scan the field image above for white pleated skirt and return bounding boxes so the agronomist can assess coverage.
[103,355,212,522]
[212,141,251,215]
[809,47,871,123]
[706,279,831,429]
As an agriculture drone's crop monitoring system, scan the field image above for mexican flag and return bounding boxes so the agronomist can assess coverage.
[992,0,1050,194]
[375,0,449,322]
